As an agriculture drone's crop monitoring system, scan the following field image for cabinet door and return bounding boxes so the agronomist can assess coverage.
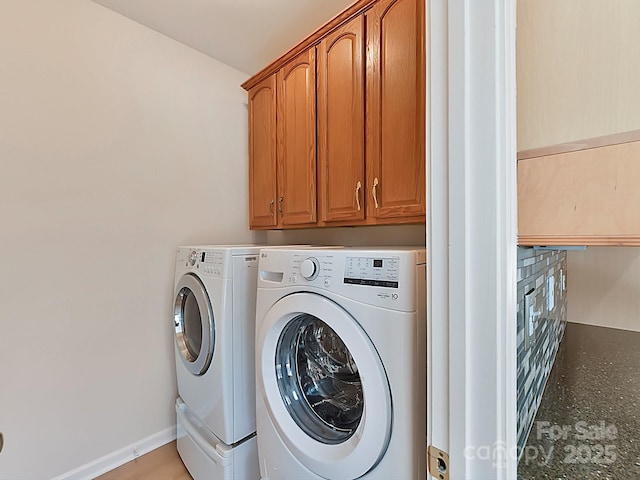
[276,49,317,226]
[366,0,426,220]
[248,75,278,228]
[317,15,366,223]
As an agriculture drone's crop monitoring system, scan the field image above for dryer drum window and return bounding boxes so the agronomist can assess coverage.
[175,287,203,361]
[275,314,364,444]
[173,273,214,376]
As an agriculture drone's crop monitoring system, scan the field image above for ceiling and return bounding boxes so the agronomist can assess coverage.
[91,0,355,75]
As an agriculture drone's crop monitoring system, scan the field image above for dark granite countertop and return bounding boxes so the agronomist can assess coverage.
[518,322,640,480]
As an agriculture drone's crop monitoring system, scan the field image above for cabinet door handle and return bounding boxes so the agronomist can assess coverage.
[269,199,274,217]
[278,197,284,216]
[372,177,379,209]
[355,181,362,211]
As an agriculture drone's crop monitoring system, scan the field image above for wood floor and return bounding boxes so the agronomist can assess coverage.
[95,441,192,480]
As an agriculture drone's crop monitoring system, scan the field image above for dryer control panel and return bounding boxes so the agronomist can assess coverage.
[175,249,226,277]
[176,246,261,279]
[198,250,226,277]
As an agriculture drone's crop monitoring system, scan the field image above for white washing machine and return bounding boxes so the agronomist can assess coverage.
[255,247,427,480]
[173,245,262,480]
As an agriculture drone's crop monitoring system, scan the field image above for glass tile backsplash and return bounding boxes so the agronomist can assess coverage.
[516,247,567,458]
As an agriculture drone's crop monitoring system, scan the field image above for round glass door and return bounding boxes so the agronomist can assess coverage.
[275,314,363,444]
[258,292,391,479]
[174,273,214,376]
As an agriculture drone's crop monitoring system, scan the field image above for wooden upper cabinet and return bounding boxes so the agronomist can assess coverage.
[365,0,426,220]
[242,0,426,229]
[248,75,278,228]
[317,14,366,224]
[276,48,317,226]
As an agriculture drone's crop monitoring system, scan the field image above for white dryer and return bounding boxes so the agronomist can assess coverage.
[173,245,261,480]
[255,247,426,480]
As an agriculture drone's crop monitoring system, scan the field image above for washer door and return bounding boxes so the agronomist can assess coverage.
[258,292,392,479]
[174,273,214,376]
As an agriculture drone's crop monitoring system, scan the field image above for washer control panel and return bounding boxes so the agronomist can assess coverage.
[344,256,400,288]
[291,254,400,289]
[258,248,424,312]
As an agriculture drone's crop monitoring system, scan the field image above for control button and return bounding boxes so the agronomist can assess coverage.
[324,278,331,287]
[300,257,320,280]
[188,250,198,267]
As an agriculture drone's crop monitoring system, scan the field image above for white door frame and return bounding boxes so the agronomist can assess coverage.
[427,0,518,478]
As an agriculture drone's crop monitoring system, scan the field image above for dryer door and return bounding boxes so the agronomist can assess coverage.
[174,273,214,376]
[258,292,392,479]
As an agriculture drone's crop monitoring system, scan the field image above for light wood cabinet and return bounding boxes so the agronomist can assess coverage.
[365,0,426,221]
[317,14,366,224]
[248,75,278,228]
[518,131,640,246]
[243,0,425,229]
[247,52,316,229]
[276,49,317,227]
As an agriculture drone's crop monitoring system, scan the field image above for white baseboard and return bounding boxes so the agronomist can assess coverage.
[51,425,177,480]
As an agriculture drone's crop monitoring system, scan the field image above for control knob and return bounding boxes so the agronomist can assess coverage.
[300,257,320,280]
[188,250,198,267]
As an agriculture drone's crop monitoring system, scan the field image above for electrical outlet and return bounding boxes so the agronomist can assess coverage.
[525,288,541,349]
[525,289,534,347]
[547,276,555,311]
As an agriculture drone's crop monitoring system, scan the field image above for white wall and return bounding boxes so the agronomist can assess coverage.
[566,248,640,332]
[517,0,640,150]
[0,1,262,478]
[517,0,640,333]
